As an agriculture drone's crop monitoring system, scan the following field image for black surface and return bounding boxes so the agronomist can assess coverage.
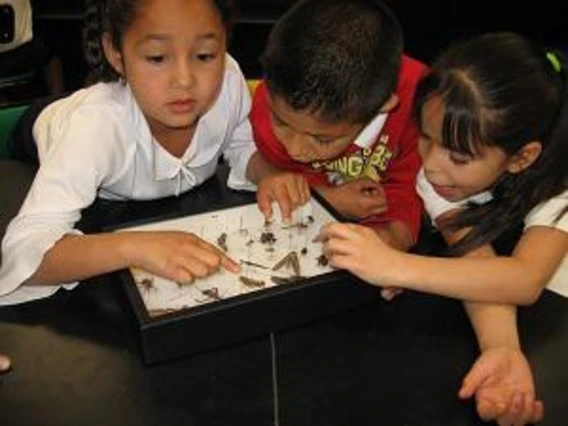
[1,159,568,426]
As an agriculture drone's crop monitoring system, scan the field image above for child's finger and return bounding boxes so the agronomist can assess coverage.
[220,254,241,273]
[273,189,293,222]
[458,370,483,399]
[256,191,274,220]
[296,177,311,205]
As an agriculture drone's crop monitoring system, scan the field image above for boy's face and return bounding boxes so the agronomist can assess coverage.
[268,94,365,163]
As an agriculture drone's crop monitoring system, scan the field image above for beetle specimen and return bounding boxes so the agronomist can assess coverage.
[317,254,329,267]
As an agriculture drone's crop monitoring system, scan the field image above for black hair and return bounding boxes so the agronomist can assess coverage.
[415,32,568,255]
[261,0,403,124]
[82,0,234,82]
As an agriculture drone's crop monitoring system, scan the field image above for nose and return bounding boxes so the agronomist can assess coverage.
[283,132,308,160]
[420,140,441,173]
[172,59,195,89]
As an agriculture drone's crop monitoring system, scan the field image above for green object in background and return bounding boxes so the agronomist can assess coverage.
[0,104,28,159]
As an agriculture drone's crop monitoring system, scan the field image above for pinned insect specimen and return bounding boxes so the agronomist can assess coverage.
[282,222,309,230]
[270,275,303,286]
[272,251,301,276]
[138,277,155,293]
[260,231,277,245]
[317,254,329,267]
[217,232,228,252]
[195,287,223,304]
[239,276,266,288]
[240,259,270,270]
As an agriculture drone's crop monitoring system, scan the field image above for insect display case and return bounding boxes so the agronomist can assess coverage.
[111,188,380,364]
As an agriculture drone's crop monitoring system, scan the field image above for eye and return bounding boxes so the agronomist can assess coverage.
[449,151,473,165]
[196,52,216,62]
[145,55,165,64]
[314,135,335,145]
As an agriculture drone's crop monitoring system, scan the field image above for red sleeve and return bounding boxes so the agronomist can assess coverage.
[250,82,329,186]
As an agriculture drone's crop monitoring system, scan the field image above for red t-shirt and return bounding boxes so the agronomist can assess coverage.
[251,55,428,243]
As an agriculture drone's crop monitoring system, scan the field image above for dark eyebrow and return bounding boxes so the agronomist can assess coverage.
[136,32,221,46]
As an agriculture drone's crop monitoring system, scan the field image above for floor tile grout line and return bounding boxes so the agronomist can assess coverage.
[270,332,280,426]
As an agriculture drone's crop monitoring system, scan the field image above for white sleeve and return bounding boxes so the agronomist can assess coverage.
[524,190,568,231]
[0,106,128,305]
[222,62,257,192]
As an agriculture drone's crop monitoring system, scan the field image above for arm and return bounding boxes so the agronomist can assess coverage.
[320,222,567,304]
[448,238,544,425]
[27,231,239,286]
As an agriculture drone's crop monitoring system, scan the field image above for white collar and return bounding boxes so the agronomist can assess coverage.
[354,113,388,149]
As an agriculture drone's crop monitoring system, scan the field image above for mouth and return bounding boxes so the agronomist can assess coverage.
[430,182,458,199]
[167,99,197,114]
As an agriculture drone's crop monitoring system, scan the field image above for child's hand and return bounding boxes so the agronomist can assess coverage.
[317,179,387,220]
[0,353,11,373]
[127,231,240,284]
[317,222,401,287]
[256,172,311,222]
[458,346,544,425]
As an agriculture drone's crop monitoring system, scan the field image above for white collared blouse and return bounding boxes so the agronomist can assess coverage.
[0,54,257,305]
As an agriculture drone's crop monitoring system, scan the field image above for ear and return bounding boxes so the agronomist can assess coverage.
[102,32,124,76]
[379,94,399,113]
[506,141,542,174]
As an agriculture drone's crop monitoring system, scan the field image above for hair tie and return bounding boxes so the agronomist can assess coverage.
[546,52,562,73]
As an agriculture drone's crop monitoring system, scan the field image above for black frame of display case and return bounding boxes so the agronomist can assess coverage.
[105,177,380,364]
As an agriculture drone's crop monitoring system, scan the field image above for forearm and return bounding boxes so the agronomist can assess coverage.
[25,233,134,286]
[391,253,542,304]
[375,221,413,252]
[465,302,520,351]
[245,151,280,184]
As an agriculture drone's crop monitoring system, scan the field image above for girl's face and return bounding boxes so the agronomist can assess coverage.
[267,93,365,163]
[105,0,226,143]
[418,96,514,202]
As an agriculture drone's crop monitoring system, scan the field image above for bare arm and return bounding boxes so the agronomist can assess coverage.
[320,222,567,304]
[457,244,543,425]
[26,231,239,287]
[245,151,278,184]
[389,226,566,304]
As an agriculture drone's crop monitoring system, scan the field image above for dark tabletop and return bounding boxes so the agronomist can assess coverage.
[0,159,567,426]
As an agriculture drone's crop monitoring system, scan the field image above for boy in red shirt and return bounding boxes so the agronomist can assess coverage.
[251,0,427,252]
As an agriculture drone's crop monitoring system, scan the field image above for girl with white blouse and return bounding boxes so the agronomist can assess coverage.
[0,0,274,305]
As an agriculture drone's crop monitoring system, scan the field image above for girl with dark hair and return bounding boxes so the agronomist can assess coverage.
[0,0,269,305]
[320,32,567,425]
